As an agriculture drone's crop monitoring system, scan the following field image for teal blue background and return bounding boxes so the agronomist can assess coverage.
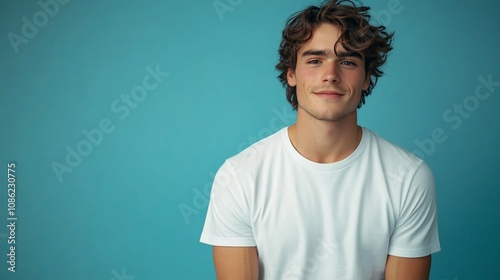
[1,0,499,279]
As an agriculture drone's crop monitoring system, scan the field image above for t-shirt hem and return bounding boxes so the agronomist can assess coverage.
[200,234,257,247]
[388,244,441,258]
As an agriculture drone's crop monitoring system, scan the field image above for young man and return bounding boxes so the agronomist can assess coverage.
[200,1,440,279]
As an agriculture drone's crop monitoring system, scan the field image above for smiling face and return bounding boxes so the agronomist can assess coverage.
[287,23,370,123]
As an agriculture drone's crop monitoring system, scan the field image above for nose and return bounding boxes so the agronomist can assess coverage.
[322,61,339,83]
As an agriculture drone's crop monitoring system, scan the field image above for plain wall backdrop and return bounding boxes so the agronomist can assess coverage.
[1,0,499,279]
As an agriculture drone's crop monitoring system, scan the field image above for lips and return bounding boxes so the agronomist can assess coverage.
[314,91,345,97]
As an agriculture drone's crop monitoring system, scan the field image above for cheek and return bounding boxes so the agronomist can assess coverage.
[295,68,316,88]
[350,72,369,90]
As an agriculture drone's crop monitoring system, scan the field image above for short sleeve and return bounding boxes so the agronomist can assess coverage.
[200,160,256,247]
[388,162,441,257]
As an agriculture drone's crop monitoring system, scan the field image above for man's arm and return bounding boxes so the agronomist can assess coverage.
[213,246,259,280]
[385,255,431,280]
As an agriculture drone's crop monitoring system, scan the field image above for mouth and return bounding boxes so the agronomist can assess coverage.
[314,91,345,98]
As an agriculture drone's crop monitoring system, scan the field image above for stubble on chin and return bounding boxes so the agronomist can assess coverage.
[297,102,357,122]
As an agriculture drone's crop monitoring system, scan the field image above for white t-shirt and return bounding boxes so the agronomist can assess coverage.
[200,127,440,280]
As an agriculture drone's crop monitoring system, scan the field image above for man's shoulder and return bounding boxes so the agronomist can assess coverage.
[364,128,434,188]
[364,127,424,167]
[227,127,287,166]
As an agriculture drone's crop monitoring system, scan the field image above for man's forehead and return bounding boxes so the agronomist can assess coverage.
[298,25,349,52]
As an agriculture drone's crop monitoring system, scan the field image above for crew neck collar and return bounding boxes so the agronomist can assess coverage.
[280,126,370,172]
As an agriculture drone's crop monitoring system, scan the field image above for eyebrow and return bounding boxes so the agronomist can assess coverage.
[301,49,363,60]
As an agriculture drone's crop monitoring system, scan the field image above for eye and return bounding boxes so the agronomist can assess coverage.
[340,60,356,66]
[307,59,322,64]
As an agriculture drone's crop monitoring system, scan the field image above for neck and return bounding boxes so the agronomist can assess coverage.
[288,110,362,163]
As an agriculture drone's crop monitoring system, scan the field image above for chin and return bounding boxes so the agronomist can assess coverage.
[314,108,357,122]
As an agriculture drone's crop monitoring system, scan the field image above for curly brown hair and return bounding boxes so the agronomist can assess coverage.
[276,0,394,109]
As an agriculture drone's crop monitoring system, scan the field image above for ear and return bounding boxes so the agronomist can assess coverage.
[287,68,297,87]
[362,73,370,91]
